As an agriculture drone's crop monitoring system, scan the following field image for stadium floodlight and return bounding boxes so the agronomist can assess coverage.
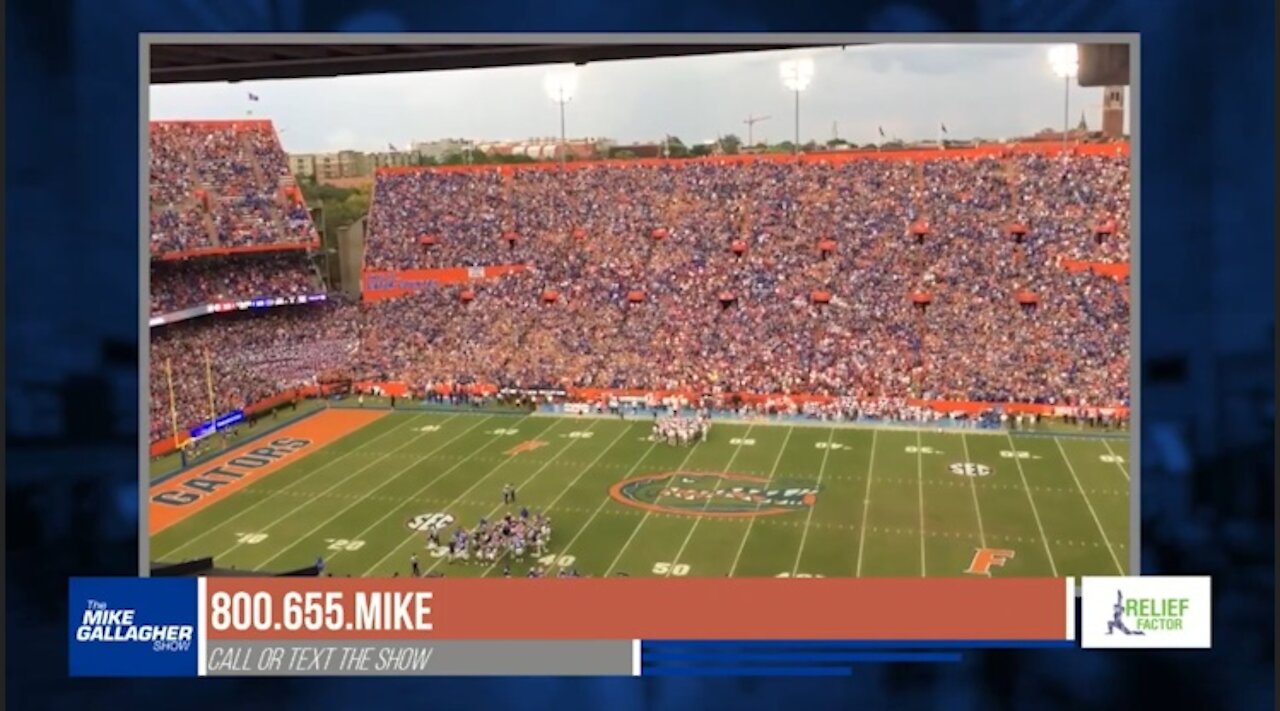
[1048,45,1079,154]
[544,68,579,166]
[780,58,814,155]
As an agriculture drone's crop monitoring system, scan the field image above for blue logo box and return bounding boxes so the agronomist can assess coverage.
[68,578,199,677]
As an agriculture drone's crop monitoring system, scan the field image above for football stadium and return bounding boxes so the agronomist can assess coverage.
[148,47,1131,580]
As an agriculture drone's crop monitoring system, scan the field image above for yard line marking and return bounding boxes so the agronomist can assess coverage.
[1101,439,1131,481]
[727,426,795,576]
[665,425,759,576]
[1054,437,1125,574]
[854,429,878,577]
[915,431,927,578]
[1005,433,1059,577]
[330,417,570,573]
[791,428,836,576]
[479,422,638,576]
[603,434,713,577]
[247,415,497,569]
[355,416,570,576]
[535,438,662,577]
[157,412,433,560]
[415,419,592,576]
[959,432,990,574]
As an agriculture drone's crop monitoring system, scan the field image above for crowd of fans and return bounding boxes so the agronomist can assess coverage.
[149,150,1130,444]
[150,252,320,316]
[149,122,316,255]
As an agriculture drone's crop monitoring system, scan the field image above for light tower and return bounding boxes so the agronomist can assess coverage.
[780,58,814,155]
[543,68,579,166]
[1048,45,1079,154]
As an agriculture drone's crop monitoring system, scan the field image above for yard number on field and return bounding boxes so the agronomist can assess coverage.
[487,428,520,436]
[565,431,594,439]
[325,538,366,551]
[729,438,756,446]
[1100,454,1126,463]
[538,555,576,568]
[653,562,690,576]
[235,532,268,545]
[415,425,441,433]
[775,572,825,578]
[815,442,846,450]
[906,446,939,454]
[1000,450,1033,459]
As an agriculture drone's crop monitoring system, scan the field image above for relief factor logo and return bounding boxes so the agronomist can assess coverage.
[1108,590,1187,634]
[1081,576,1211,648]
[151,437,311,506]
[610,472,818,518]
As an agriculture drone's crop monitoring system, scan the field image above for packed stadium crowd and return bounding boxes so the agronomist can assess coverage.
[150,146,1130,444]
[150,252,319,315]
[149,122,316,255]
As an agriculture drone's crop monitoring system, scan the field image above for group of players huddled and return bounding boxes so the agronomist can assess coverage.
[424,506,553,568]
[651,413,710,446]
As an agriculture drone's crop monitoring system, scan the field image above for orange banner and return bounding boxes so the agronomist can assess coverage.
[1061,259,1130,279]
[204,577,1072,641]
[360,265,526,301]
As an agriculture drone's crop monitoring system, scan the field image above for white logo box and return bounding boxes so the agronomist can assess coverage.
[1080,576,1212,649]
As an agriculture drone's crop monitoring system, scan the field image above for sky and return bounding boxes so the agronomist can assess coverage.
[149,44,1130,153]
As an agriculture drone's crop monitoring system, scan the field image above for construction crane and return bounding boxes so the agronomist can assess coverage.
[744,114,771,148]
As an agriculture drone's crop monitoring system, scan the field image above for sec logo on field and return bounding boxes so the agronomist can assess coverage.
[407,512,455,532]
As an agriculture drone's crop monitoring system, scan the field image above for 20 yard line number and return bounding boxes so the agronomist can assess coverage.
[324,538,365,552]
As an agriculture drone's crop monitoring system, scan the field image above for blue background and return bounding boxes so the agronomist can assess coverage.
[4,0,1274,708]
[68,577,199,677]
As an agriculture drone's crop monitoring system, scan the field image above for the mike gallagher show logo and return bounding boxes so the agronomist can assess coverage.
[69,578,200,676]
[1081,576,1212,648]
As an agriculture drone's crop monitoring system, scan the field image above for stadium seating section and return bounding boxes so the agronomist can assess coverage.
[150,147,1130,444]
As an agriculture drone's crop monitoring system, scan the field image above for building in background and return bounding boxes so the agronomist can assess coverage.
[477,136,614,160]
[1102,85,1126,138]
[411,139,468,161]
[288,150,371,181]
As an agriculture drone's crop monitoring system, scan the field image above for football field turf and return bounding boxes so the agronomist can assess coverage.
[151,409,1131,579]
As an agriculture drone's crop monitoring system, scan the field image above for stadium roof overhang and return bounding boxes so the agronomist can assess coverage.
[149,43,827,84]
[149,41,1128,88]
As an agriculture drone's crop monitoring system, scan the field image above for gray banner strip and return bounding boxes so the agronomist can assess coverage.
[205,640,634,676]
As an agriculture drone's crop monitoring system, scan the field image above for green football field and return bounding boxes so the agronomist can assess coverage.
[150,410,1131,579]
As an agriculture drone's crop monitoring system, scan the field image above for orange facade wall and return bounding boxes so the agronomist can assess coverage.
[376,141,1129,177]
[151,240,319,261]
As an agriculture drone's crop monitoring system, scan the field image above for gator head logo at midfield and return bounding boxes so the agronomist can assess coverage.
[610,472,818,518]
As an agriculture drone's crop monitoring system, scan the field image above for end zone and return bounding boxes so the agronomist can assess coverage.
[148,408,388,534]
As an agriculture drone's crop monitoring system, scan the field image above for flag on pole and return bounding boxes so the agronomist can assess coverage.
[877,126,886,137]
[248,92,260,101]
[388,142,398,153]
[940,122,948,134]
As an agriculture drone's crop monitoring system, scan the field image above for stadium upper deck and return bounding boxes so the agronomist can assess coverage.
[149,142,1130,447]
[149,120,317,258]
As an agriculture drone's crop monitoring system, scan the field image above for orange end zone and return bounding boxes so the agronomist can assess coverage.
[148,408,388,535]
